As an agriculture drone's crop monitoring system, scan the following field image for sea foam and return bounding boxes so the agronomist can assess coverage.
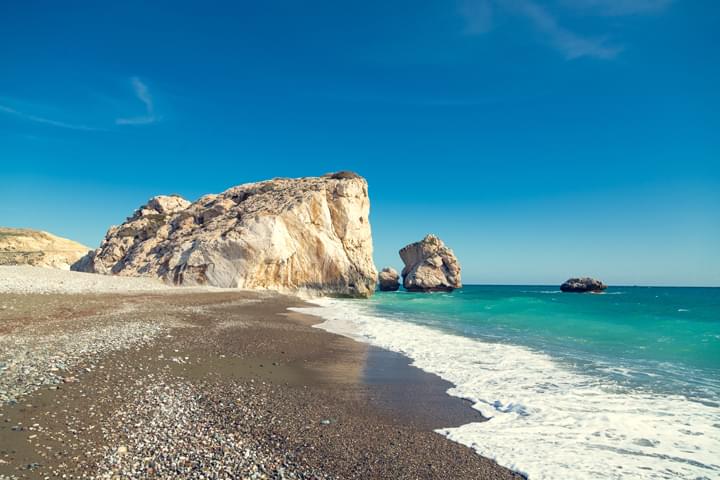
[292,298,720,480]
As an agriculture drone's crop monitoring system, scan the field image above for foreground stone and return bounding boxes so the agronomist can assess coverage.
[560,277,607,293]
[73,172,377,298]
[378,267,400,291]
[399,235,461,292]
[0,227,89,270]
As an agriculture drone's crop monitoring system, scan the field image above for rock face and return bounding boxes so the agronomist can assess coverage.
[377,267,400,291]
[72,172,377,298]
[0,227,90,270]
[560,277,607,293]
[399,234,461,292]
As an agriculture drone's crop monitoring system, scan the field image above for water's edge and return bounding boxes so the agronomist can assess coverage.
[290,300,530,477]
[291,297,720,480]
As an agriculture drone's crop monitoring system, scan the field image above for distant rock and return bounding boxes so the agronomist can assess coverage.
[399,234,461,292]
[0,227,90,270]
[378,267,400,291]
[72,173,377,298]
[560,277,607,293]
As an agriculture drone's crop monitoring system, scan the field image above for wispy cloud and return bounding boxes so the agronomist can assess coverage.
[115,77,157,125]
[506,0,621,59]
[459,0,671,59]
[1,76,161,132]
[0,104,104,131]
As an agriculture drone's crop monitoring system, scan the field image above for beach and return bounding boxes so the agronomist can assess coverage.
[299,288,720,479]
[0,267,520,479]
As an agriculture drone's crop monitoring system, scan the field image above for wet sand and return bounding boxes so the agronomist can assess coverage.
[0,290,521,479]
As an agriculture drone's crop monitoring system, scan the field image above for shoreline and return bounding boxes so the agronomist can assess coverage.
[300,291,720,480]
[0,274,520,479]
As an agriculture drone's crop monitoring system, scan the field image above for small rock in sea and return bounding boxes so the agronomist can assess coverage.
[560,277,607,293]
[399,234,462,292]
[377,267,400,291]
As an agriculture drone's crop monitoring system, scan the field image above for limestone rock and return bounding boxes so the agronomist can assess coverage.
[135,195,191,218]
[378,267,400,291]
[399,234,461,292]
[560,277,607,293]
[0,227,90,270]
[72,173,377,298]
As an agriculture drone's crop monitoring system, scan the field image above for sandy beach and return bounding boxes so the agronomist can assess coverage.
[0,267,520,479]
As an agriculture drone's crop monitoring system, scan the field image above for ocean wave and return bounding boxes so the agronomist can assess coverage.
[292,299,720,480]
[521,290,561,294]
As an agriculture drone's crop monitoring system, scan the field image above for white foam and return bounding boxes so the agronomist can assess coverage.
[292,298,720,480]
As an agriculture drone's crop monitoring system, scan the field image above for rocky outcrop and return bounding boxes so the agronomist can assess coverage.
[378,267,400,291]
[72,172,377,298]
[399,234,461,292]
[0,227,90,270]
[560,277,607,293]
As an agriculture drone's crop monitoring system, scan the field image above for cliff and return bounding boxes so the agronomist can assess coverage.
[0,227,90,270]
[72,172,377,297]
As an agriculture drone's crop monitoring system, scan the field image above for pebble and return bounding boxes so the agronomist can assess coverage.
[92,379,332,479]
[0,313,168,405]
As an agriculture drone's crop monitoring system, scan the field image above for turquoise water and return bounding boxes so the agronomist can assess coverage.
[372,286,720,403]
[298,285,720,478]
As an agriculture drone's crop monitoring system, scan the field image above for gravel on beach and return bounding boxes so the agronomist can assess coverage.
[0,268,521,479]
[0,266,176,295]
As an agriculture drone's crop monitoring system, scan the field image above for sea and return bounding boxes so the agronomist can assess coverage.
[292,285,720,479]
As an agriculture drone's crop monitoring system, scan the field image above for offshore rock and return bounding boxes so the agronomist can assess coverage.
[399,234,461,292]
[0,227,90,270]
[72,173,377,298]
[378,267,400,291]
[560,277,607,293]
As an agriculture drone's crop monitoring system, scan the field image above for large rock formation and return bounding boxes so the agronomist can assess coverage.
[72,172,377,297]
[0,227,90,270]
[560,277,607,293]
[399,234,461,292]
[378,267,400,291]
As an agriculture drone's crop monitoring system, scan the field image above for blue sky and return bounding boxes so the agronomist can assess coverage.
[1,0,718,286]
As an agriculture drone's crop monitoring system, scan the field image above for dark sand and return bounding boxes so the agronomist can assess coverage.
[0,290,521,479]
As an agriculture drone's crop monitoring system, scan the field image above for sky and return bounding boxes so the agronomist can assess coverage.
[1,0,718,286]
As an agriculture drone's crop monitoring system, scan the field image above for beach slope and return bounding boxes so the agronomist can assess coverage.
[0,267,519,479]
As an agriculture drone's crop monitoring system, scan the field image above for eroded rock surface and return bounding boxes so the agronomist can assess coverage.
[73,172,377,297]
[0,227,90,270]
[560,277,607,293]
[399,234,461,292]
[378,267,400,291]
